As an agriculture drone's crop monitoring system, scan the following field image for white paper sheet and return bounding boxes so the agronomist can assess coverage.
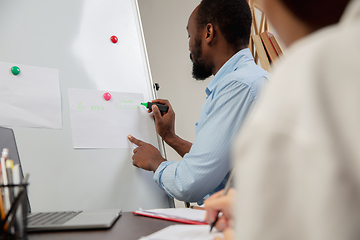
[139,225,223,240]
[136,208,207,222]
[68,88,150,148]
[0,61,62,129]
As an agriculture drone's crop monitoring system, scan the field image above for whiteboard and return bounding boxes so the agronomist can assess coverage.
[0,0,173,211]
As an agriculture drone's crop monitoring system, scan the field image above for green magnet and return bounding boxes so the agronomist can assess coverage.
[11,66,20,76]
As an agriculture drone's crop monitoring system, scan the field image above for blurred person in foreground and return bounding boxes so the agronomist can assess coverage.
[204,0,360,239]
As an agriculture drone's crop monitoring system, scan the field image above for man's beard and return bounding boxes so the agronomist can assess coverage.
[190,37,213,80]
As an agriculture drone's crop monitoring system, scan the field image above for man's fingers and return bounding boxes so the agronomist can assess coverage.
[133,161,139,168]
[127,135,144,146]
[152,99,170,106]
[152,105,163,121]
[132,154,139,168]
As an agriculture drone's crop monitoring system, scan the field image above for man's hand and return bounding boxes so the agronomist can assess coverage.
[127,135,166,172]
[148,99,176,142]
[204,188,235,231]
[148,99,193,157]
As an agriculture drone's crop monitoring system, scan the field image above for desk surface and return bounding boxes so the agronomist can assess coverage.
[28,212,184,240]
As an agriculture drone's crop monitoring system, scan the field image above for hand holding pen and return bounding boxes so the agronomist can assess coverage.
[204,188,235,231]
[204,170,236,232]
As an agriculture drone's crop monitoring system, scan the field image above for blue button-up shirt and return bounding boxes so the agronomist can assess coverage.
[153,48,269,204]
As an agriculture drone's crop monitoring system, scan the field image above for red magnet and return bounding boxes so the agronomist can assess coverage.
[110,35,118,43]
[103,92,112,101]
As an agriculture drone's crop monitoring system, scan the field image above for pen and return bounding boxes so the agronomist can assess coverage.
[6,160,15,203]
[209,170,235,232]
[190,206,205,210]
[0,188,5,220]
[141,102,169,113]
[1,148,11,212]
[4,159,15,234]
[2,174,29,232]
[12,164,24,239]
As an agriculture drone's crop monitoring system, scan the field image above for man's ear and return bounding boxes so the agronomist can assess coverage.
[204,23,215,44]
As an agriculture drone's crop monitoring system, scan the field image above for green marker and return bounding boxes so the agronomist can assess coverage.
[141,102,169,113]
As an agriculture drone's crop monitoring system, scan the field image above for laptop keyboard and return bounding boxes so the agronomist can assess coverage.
[27,211,82,226]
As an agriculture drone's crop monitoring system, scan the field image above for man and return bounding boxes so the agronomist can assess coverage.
[204,0,360,239]
[128,0,268,204]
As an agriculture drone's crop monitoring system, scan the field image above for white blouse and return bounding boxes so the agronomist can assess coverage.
[233,1,360,239]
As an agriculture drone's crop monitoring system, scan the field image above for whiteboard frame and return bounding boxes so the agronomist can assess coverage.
[133,0,167,160]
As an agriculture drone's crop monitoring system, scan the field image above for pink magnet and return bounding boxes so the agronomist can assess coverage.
[110,35,118,43]
[103,92,112,101]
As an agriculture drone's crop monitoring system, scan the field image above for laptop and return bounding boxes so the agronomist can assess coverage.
[0,126,122,232]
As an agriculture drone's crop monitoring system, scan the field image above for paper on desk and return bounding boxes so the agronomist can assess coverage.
[139,225,223,240]
[136,208,207,222]
[68,88,149,148]
[0,61,62,129]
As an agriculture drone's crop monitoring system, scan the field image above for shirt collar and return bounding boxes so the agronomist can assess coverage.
[205,48,254,96]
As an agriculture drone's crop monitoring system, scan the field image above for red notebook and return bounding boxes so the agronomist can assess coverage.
[133,208,208,225]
